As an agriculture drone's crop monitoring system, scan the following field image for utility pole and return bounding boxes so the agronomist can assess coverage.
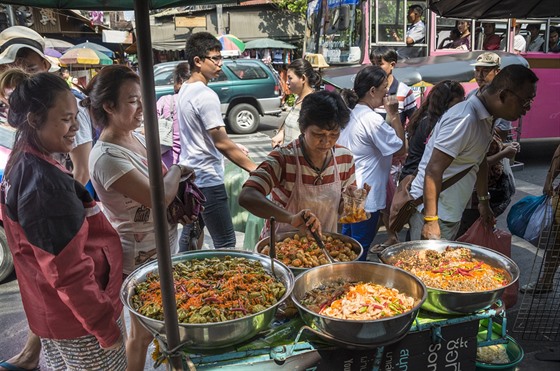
[216,4,223,35]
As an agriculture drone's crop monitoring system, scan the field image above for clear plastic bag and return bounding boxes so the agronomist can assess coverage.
[339,185,369,224]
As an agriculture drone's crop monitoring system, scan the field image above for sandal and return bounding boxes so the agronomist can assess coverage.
[0,360,40,371]
[519,281,554,294]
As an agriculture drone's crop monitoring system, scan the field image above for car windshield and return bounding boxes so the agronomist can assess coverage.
[0,124,15,150]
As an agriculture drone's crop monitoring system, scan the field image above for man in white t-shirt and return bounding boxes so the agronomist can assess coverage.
[177,32,256,251]
[409,65,538,241]
[394,5,426,59]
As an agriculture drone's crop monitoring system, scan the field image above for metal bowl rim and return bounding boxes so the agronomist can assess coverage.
[378,241,520,294]
[291,261,428,323]
[120,249,295,328]
[255,230,364,271]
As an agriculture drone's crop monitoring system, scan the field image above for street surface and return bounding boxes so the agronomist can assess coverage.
[0,112,558,369]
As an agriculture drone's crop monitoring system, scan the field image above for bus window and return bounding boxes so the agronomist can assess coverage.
[370,0,427,58]
[305,0,363,65]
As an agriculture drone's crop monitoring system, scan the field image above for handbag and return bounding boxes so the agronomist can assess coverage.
[167,176,206,225]
[456,218,518,309]
[158,95,174,149]
[389,166,473,232]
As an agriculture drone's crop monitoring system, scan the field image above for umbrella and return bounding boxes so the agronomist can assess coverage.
[245,38,297,50]
[44,37,74,52]
[217,34,245,52]
[59,47,113,66]
[71,41,115,58]
[45,48,62,58]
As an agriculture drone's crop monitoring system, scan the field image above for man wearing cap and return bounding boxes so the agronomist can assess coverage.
[0,26,92,371]
[407,64,538,241]
[453,52,521,235]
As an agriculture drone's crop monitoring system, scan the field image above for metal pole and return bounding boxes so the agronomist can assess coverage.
[133,1,183,370]
[216,4,223,34]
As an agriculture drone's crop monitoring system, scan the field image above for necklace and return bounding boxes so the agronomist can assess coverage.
[300,135,331,185]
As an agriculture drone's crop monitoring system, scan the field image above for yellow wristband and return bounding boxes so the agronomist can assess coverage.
[424,215,439,222]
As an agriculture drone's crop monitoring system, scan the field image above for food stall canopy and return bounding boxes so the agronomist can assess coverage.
[0,0,233,10]
[428,0,560,19]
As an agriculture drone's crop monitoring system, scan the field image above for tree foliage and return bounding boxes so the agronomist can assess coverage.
[274,0,308,17]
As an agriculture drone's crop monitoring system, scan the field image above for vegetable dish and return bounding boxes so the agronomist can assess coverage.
[392,246,509,292]
[131,256,286,323]
[301,278,416,320]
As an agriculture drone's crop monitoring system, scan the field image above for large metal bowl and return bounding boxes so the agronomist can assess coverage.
[121,249,294,350]
[255,231,363,276]
[291,262,427,347]
[379,240,520,315]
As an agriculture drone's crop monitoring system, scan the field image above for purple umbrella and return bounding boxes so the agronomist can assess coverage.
[45,48,62,58]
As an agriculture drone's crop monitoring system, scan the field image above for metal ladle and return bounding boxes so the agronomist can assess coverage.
[302,214,336,264]
[269,217,279,279]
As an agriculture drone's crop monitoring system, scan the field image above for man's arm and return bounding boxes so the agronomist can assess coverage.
[421,148,454,240]
[209,126,257,172]
[475,157,494,225]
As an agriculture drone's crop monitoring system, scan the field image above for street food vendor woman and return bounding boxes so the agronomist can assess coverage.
[239,90,356,239]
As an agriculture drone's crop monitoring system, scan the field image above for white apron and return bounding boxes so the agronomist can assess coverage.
[263,146,342,237]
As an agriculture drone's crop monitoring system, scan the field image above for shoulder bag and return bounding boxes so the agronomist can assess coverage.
[389,166,473,232]
[167,175,206,225]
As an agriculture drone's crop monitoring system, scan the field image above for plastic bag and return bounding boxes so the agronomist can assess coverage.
[523,196,552,245]
[457,218,518,309]
[339,185,369,224]
[506,194,547,238]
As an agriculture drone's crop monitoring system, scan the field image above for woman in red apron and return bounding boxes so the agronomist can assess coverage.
[240,90,356,241]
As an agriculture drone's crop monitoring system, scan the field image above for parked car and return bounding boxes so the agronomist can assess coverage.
[153,59,283,134]
[0,123,14,282]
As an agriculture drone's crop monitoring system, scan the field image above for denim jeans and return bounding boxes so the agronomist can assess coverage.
[179,184,236,251]
[341,211,381,261]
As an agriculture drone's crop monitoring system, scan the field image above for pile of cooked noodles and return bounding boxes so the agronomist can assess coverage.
[392,247,509,292]
[301,279,416,320]
[131,256,286,324]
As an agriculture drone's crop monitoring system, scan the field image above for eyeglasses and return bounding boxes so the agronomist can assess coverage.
[505,89,534,108]
[203,55,223,65]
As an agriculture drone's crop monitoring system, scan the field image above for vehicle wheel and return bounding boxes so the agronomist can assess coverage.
[227,104,260,134]
[0,227,13,282]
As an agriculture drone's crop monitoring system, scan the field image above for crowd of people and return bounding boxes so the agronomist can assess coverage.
[0,20,555,371]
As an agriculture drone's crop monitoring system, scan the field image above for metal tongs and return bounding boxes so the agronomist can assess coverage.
[302,214,336,264]
[269,217,279,279]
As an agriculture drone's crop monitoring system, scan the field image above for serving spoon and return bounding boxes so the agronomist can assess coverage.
[302,214,336,264]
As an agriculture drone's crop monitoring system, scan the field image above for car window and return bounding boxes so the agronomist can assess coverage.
[154,69,174,86]
[211,71,229,82]
[227,63,268,80]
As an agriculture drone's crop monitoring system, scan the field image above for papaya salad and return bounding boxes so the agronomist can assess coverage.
[392,247,510,292]
[131,256,286,324]
[301,279,416,320]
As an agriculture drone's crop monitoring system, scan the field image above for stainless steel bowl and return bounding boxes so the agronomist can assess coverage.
[121,249,294,350]
[291,262,427,347]
[255,231,363,276]
[379,240,520,315]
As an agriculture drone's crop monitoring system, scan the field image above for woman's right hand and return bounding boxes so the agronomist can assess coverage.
[290,210,322,236]
[271,130,284,148]
[383,95,399,116]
